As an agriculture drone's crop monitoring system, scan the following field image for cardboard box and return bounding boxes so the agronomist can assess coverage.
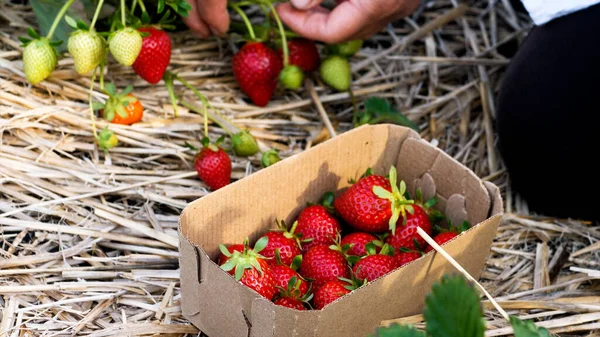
[179,124,504,337]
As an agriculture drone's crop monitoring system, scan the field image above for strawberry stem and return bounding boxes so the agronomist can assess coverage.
[88,67,99,139]
[260,0,288,66]
[230,4,256,41]
[90,0,105,30]
[47,0,76,40]
[121,0,127,26]
[136,0,147,14]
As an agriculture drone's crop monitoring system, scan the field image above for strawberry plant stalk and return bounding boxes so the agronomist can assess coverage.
[229,4,256,41]
[90,0,105,30]
[121,0,127,25]
[46,0,76,40]
[261,0,289,66]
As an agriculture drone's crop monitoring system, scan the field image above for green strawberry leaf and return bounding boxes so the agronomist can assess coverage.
[423,274,486,337]
[510,316,552,337]
[115,105,128,118]
[365,97,394,114]
[18,37,32,45]
[76,20,89,31]
[370,323,426,337]
[29,0,90,53]
[27,27,40,39]
[355,97,420,131]
[64,15,78,30]
[91,101,105,110]
[157,0,166,13]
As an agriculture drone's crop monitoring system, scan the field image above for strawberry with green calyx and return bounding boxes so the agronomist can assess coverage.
[313,275,363,310]
[218,243,245,265]
[334,166,413,233]
[261,149,281,167]
[65,13,106,75]
[229,3,282,106]
[271,253,310,298]
[189,136,232,191]
[19,0,76,85]
[94,83,143,125]
[425,221,470,253]
[219,236,277,300]
[295,192,343,253]
[19,28,60,85]
[299,241,351,289]
[256,0,306,92]
[352,243,398,282]
[96,126,118,151]
[232,129,260,157]
[327,40,363,57]
[273,274,314,310]
[259,220,303,266]
[319,55,351,92]
[108,0,143,67]
[395,247,424,267]
[340,232,383,258]
[132,26,172,84]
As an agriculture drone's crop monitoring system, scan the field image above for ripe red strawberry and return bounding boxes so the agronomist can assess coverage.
[258,220,302,266]
[334,172,393,232]
[352,243,398,282]
[132,26,171,84]
[395,251,422,267]
[278,38,320,73]
[295,193,342,253]
[313,278,358,309]
[218,243,244,265]
[299,245,350,289]
[193,138,231,191]
[384,204,433,251]
[271,264,309,298]
[424,221,470,253]
[219,237,277,300]
[232,42,282,107]
[274,296,306,310]
[340,232,381,257]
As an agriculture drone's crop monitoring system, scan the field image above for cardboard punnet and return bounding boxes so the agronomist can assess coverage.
[178,124,504,337]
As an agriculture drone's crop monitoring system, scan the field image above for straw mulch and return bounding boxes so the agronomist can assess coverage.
[1,0,598,336]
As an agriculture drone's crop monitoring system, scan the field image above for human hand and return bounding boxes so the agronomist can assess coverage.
[183,0,230,37]
[276,0,421,44]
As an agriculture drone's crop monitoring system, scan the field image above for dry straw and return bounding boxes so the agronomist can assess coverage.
[0,0,598,336]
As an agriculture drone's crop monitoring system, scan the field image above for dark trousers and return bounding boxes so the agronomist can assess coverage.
[496,3,600,222]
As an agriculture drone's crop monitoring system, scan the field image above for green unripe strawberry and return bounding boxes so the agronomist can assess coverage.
[279,65,304,90]
[319,55,351,92]
[261,149,281,168]
[328,40,363,57]
[232,130,260,157]
[109,27,142,66]
[68,30,105,74]
[22,38,57,85]
[97,127,118,151]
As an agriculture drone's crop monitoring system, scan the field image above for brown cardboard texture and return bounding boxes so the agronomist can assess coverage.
[179,124,504,337]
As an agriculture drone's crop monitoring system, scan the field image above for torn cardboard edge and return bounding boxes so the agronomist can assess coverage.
[178,124,504,337]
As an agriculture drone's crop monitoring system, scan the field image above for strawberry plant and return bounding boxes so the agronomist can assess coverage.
[370,274,552,337]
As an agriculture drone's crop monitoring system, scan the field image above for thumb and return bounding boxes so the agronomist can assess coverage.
[290,0,324,10]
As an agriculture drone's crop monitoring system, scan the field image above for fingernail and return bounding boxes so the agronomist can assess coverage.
[210,26,224,37]
[291,0,311,9]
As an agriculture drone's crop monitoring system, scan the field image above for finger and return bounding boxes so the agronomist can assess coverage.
[277,2,370,44]
[289,0,325,11]
[182,0,211,38]
[195,0,230,36]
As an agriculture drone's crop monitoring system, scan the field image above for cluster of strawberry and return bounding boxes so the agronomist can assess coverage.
[216,166,470,310]
[229,2,361,107]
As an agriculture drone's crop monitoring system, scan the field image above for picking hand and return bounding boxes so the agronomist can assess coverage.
[183,0,230,37]
[276,0,421,44]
